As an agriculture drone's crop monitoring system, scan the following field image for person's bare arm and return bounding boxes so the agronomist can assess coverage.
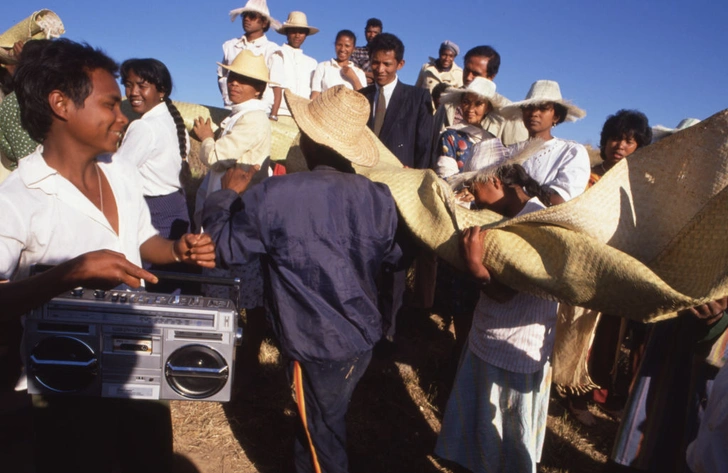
[461,226,517,303]
[340,66,364,91]
[0,250,158,320]
[269,87,282,119]
[140,234,216,268]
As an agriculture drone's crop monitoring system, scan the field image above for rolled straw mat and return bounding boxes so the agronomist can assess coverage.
[176,101,728,323]
[0,10,65,48]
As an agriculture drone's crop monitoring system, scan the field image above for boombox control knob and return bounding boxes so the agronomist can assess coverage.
[93,290,106,299]
[71,287,84,297]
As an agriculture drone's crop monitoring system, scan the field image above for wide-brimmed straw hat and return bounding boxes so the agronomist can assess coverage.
[439,77,506,110]
[218,49,276,84]
[651,117,701,142]
[499,80,586,122]
[275,11,319,35]
[284,86,379,167]
[229,0,281,30]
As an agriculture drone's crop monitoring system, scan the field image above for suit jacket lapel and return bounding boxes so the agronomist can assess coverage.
[362,86,376,130]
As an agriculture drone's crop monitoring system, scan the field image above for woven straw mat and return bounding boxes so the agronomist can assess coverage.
[177,102,728,323]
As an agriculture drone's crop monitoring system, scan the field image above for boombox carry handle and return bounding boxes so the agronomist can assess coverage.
[150,271,242,311]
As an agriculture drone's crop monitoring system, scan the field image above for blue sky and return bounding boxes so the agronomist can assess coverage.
[4,1,727,146]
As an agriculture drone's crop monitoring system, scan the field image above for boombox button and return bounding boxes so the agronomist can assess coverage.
[111,293,119,302]
[120,294,128,303]
[94,290,106,299]
[71,287,84,297]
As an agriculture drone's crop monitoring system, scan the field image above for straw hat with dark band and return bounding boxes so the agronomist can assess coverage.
[275,11,319,35]
[500,79,586,122]
[218,49,276,84]
[285,86,379,167]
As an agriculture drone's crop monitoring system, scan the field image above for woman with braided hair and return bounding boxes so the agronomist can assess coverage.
[116,58,191,243]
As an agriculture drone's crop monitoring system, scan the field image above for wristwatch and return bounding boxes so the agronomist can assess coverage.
[269,115,278,121]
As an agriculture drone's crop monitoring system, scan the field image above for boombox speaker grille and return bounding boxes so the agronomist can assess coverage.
[165,345,229,399]
[29,336,99,393]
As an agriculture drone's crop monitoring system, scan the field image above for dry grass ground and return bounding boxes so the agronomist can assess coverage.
[169,308,619,473]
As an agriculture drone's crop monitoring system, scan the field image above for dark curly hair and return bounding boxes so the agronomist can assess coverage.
[599,109,652,159]
[14,39,119,143]
[121,58,187,160]
[368,33,405,63]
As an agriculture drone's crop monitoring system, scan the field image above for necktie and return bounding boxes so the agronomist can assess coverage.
[373,89,386,136]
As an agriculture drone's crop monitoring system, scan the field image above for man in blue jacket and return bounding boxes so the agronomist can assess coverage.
[202,85,402,473]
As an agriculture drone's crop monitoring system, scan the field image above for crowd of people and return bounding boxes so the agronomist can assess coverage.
[0,2,726,473]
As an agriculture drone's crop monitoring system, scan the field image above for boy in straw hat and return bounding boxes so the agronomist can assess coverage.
[218,0,285,117]
[272,11,318,122]
[202,85,402,473]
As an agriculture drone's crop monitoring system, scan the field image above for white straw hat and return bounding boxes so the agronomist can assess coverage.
[500,80,586,122]
[284,86,379,167]
[229,0,281,31]
[651,118,701,143]
[275,11,319,35]
[217,49,276,84]
[439,77,506,110]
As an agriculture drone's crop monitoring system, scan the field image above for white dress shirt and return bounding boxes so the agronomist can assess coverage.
[218,34,284,111]
[114,102,190,197]
[511,137,591,201]
[311,59,367,94]
[0,149,158,281]
[276,44,317,116]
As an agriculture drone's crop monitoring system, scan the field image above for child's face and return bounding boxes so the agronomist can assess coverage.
[227,73,261,104]
[65,68,128,155]
[470,178,506,213]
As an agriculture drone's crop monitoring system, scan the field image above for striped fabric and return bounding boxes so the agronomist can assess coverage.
[436,343,552,473]
[293,361,323,473]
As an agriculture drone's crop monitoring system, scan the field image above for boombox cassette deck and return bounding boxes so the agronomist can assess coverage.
[24,287,241,402]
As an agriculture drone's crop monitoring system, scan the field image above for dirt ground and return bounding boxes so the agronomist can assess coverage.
[167,307,621,473]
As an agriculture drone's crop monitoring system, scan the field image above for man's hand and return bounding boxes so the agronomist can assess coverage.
[174,233,216,268]
[221,164,259,194]
[192,117,214,142]
[684,297,728,325]
[60,249,158,289]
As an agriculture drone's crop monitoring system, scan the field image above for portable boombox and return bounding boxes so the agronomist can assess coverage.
[24,287,242,402]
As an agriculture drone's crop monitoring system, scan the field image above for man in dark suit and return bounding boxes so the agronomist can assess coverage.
[359,33,433,169]
[359,33,432,344]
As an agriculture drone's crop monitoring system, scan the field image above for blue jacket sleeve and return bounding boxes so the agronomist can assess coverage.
[201,188,266,270]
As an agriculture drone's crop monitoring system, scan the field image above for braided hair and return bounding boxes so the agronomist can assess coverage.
[471,163,552,207]
[496,164,552,207]
[120,58,187,160]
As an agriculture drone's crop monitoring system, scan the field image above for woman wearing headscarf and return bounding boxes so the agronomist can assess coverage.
[415,40,463,98]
